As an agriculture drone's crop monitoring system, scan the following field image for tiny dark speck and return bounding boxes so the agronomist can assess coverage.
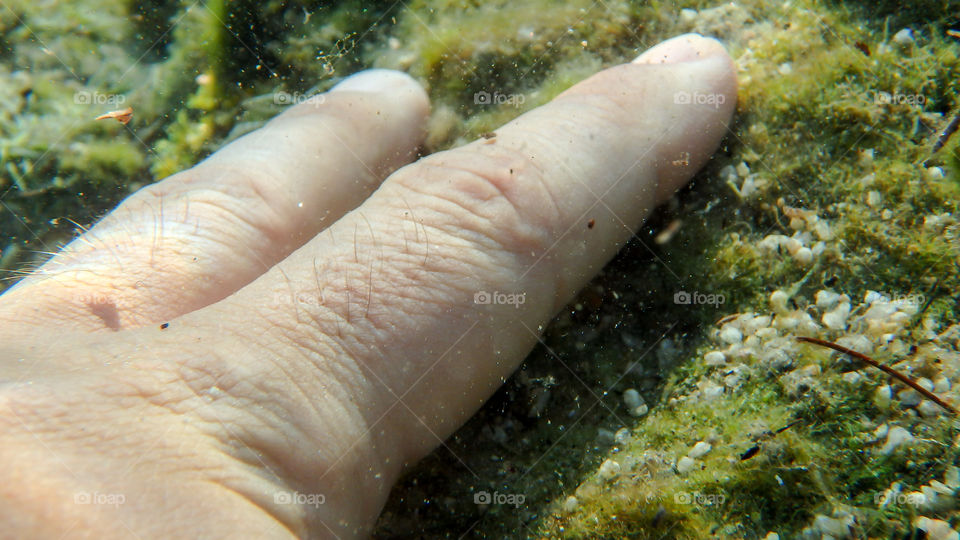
[587,219,595,229]
[740,446,760,460]
[160,322,170,330]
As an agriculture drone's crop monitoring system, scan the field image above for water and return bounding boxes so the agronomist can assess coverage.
[1,1,959,538]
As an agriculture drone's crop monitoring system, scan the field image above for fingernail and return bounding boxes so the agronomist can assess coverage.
[632,33,727,65]
[330,69,417,94]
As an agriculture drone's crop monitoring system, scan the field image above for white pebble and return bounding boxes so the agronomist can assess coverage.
[881,426,914,455]
[836,334,873,355]
[875,385,893,409]
[599,459,621,481]
[927,166,945,180]
[763,534,780,540]
[867,190,882,208]
[899,388,923,407]
[720,326,743,344]
[822,302,851,330]
[945,466,960,490]
[793,247,814,266]
[914,517,960,540]
[872,423,889,442]
[842,372,862,384]
[614,427,632,445]
[934,377,952,393]
[813,514,853,537]
[631,404,649,417]
[892,28,914,45]
[756,327,778,340]
[918,400,944,418]
[679,8,698,22]
[704,350,726,366]
[816,290,841,310]
[770,290,789,313]
[701,381,725,400]
[623,388,644,410]
[688,441,712,459]
[563,495,579,513]
[814,221,833,240]
[784,237,803,255]
[676,456,697,474]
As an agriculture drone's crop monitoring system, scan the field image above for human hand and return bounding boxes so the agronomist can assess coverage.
[0,34,735,538]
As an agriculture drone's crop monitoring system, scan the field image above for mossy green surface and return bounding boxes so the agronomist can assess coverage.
[2,0,960,538]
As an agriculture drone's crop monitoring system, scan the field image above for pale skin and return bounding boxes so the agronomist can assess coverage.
[0,34,736,538]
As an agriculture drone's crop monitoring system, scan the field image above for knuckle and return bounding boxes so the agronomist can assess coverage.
[389,146,564,263]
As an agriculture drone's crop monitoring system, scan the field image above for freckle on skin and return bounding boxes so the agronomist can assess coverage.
[88,300,121,331]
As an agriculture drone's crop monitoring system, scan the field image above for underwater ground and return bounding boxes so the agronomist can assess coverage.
[2,0,960,538]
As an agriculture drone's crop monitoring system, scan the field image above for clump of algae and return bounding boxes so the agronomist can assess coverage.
[0,0,396,283]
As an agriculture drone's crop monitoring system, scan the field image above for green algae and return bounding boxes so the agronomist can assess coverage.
[2,0,960,538]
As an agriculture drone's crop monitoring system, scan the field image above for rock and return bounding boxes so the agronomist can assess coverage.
[623,388,644,411]
[720,325,743,344]
[892,28,914,46]
[704,350,726,366]
[599,459,621,481]
[811,513,853,537]
[676,456,697,474]
[688,441,712,459]
[914,517,960,540]
[881,426,913,455]
[874,385,893,409]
